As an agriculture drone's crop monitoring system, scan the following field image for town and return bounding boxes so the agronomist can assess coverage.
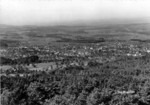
[1,40,150,76]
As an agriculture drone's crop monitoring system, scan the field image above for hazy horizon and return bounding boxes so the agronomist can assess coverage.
[1,0,150,26]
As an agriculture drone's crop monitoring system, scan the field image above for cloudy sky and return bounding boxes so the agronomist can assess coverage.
[0,0,150,25]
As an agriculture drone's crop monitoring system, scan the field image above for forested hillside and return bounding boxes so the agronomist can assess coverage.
[1,55,150,105]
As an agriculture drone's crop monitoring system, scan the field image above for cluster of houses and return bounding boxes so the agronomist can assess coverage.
[1,41,150,62]
[1,41,150,77]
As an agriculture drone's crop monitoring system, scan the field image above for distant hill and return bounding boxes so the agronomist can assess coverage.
[0,22,150,45]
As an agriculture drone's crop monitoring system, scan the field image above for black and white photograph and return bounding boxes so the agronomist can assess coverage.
[0,0,150,105]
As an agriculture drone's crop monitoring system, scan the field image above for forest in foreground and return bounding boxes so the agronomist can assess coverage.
[1,55,150,105]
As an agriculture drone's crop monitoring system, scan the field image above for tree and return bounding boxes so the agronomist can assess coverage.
[1,89,11,105]
[75,90,88,105]
[27,82,44,105]
[87,88,113,105]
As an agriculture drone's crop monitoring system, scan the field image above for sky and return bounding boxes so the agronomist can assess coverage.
[0,0,150,26]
